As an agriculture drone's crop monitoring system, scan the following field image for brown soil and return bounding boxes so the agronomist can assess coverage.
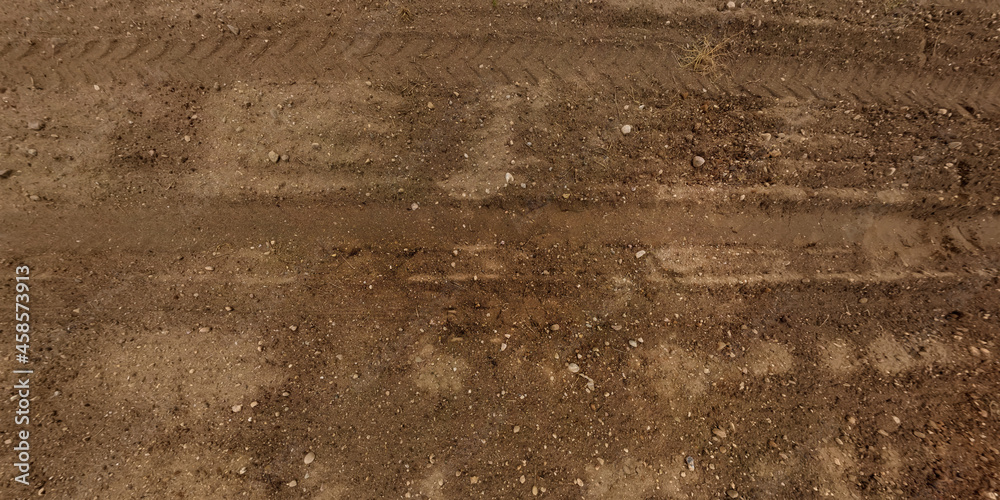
[2,0,999,498]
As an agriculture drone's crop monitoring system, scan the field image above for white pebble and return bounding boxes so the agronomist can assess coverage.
[635,250,646,258]
[621,124,632,135]
[568,363,580,373]
[304,452,315,465]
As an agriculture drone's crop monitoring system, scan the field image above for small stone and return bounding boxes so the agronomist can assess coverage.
[0,169,12,179]
[304,452,315,465]
[727,490,739,499]
[948,141,962,149]
[198,326,212,333]
[280,154,289,162]
[938,108,949,115]
[505,172,514,184]
[878,429,890,437]
[287,480,296,487]
[27,120,44,131]
[550,324,560,331]
[289,325,298,332]
[183,135,191,142]
[470,476,478,484]
[769,149,782,157]
[726,1,737,9]
[26,149,37,157]
[513,425,520,433]
[29,195,40,201]
[568,363,580,373]
[621,124,632,135]
[913,431,926,439]
[629,340,638,348]
[250,401,259,407]
[268,151,279,163]
[410,202,419,211]
[427,102,435,109]
[692,156,705,167]
[532,485,538,495]
[859,297,868,304]
[970,346,981,356]
[204,266,214,271]
[635,250,646,258]
[231,404,242,412]
[713,428,728,439]
[892,416,901,425]
[761,133,772,141]
[612,324,623,331]
[686,456,695,471]
[228,24,240,35]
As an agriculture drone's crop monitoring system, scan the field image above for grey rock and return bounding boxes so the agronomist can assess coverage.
[692,156,706,167]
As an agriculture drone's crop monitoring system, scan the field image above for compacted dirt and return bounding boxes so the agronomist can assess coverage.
[2,0,999,498]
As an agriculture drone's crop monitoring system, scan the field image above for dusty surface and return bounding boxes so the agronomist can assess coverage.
[1,0,1000,498]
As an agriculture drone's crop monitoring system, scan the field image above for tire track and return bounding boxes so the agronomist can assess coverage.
[3,29,1000,113]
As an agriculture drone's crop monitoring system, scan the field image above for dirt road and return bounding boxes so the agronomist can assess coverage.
[1,0,999,498]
